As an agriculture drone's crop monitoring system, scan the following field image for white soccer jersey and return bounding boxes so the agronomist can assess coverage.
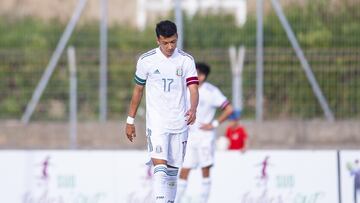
[134,47,198,134]
[183,82,229,168]
[188,82,229,132]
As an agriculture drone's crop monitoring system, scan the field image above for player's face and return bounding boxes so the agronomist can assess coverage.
[157,34,178,57]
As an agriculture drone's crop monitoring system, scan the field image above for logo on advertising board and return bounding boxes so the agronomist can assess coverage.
[240,155,325,203]
[22,155,107,203]
[256,156,271,187]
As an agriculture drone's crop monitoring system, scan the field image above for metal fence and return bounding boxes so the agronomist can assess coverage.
[0,0,359,122]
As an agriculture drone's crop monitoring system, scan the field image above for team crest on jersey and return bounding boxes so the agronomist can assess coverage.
[176,67,183,76]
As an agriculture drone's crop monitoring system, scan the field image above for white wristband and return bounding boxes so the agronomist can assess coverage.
[211,120,219,128]
[126,116,135,125]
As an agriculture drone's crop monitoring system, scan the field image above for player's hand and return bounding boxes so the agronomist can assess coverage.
[185,108,196,125]
[125,124,136,142]
[200,123,214,131]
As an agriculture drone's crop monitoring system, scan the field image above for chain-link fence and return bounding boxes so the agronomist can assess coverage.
[0,0,359,122]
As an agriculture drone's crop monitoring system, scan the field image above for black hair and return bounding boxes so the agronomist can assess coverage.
[195,62,211,79]
[155,20,177,38]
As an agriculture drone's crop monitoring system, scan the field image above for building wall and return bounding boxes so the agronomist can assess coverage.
[0,0,351,22]
[1,120,359,149]
[0,0,137,25]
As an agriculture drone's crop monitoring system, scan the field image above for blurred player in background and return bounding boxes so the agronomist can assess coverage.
[176,62,233,203]
[225,111,248,152]
[125,20,199,203]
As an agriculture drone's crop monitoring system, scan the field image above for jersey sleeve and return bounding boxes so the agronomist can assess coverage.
[134,58,147,86]
[184,59,199,86]
[211,87,230,110]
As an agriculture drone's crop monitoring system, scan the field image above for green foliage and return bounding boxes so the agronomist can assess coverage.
[0,1,360,120]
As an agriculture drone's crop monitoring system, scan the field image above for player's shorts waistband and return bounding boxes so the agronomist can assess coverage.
[145,126,189,135]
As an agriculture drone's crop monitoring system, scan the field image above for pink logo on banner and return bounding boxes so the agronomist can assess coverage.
[256,155,271,187]
[41,156,51,181]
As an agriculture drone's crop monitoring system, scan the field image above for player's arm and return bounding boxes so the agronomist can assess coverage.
[200,103,233,130]
[185,83,199,125]
[125,84,144,142]
[216,104,234,125]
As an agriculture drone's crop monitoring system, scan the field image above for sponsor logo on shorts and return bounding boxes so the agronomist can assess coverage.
[156,145,162,153]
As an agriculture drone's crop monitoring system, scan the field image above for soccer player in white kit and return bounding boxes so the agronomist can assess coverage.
[176,62,233,203]
[125,20,199,203]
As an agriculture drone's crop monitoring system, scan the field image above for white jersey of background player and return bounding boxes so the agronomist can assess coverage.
[125,20,199,203]
[176,62,233,203]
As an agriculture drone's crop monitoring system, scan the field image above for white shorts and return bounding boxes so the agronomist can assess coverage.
[182,129,216,169]
[146,128,188,168]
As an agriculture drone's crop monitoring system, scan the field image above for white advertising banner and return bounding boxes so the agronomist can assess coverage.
[339,150,360,203]
[0,151,151,203]
[0,150,339,203]
[185,151,339,203]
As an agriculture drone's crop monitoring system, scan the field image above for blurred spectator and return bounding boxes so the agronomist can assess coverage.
[225,110,248,152]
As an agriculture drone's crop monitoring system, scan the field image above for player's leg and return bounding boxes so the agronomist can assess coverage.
[147,130,170,203]
[176,131,199,203]
[152,159,169,203]
[167,131,189,203]
[200,165,212,203]
[166,165,179,203]
[176,167,191,203]
[198,132,216,203]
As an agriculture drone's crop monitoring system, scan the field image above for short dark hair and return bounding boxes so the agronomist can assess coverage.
[155,20,177,38]
[196,62,211,79]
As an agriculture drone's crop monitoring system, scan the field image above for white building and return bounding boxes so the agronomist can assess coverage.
[137,0,247,30]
